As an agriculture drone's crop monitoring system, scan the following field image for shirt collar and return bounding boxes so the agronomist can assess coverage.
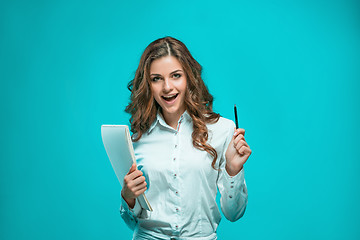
[148,109,192,133]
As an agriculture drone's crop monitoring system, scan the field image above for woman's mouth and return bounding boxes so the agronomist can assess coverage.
[161,93,179,104]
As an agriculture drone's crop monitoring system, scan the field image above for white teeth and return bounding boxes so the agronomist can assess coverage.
[163,94,177,99]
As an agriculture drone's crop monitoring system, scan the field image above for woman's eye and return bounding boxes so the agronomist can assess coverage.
[173,73,181,79]
[152,77,161,82]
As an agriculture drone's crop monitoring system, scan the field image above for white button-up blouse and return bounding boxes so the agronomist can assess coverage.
[120,110,248,240]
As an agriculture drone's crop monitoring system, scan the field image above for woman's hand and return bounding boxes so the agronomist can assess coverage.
[225,128,252,176]
[121,163,147,209]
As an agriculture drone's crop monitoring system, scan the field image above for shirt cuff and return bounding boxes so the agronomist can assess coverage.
[222,167,245,197]
[120,196,142,217]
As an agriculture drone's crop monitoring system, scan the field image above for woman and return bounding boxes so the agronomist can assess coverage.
[120,36,251,240]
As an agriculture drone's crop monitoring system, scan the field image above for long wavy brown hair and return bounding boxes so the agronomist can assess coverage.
[125,36,221,169]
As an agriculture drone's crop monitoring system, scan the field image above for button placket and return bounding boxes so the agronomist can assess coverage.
[173,118,183,233]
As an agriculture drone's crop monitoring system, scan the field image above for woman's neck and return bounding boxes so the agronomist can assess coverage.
[162,109,186,130]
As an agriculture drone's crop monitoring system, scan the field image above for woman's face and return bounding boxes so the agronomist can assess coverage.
[150,55,187,121]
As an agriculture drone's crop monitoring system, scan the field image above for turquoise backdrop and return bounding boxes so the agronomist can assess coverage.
[1,0,359,239]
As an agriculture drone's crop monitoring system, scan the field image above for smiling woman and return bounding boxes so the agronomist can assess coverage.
[121,36,252,240]
[150,56,187,129]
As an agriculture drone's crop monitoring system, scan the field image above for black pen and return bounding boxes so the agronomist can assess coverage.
[234,104,239,129]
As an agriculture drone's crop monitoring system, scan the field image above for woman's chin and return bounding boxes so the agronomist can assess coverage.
[161,106,185,117]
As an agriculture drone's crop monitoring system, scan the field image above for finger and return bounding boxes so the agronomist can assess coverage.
[127,169,144,182]
[127,162,137,174]
[124,169,143,186]
[233,128,245,137]
[235,139,246,150]
[233,134,245,145]
[235,141,248,153]
[245,148,252,156]
[131,175,146,187]
[238,139,249,148]
[134,187,147,197]
[235,142,243,151]
[238,145,247,156]
[238,146,251,156]
[132,182,147,193]
[124,185,143,199]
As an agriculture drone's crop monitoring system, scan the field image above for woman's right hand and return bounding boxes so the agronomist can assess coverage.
[121,163,147,209]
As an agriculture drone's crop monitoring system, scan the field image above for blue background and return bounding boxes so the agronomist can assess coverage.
[1,0,359,239]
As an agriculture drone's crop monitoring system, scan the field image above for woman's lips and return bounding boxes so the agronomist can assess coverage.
[161,93,179,104]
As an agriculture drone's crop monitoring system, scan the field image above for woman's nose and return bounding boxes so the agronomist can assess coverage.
[163,78,173,92]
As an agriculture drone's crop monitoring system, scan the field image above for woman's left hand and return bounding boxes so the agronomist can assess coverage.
[225,128,252,176]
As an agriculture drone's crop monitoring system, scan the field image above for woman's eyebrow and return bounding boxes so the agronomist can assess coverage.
[150,69,183,76]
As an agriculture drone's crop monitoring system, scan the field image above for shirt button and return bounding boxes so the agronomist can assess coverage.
[229,195,233,198]
[176,208,179,211]
[175,144,177,148]
[175,191,178,194]
[174,173,177,178]
[231,186,234,188]
[173,157,176,161]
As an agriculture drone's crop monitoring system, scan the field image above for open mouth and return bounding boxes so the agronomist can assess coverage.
[161,93,179,103]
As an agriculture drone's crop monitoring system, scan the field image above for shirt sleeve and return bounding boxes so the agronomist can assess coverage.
[216,120,248,222]
[119,194,142,230]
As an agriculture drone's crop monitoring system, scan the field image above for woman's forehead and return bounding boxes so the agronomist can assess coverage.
[150,56,183,74]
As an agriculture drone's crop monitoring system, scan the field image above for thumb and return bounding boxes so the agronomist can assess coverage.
[128,162,137,174]
[227,128,237,151]
[231,127,237,141]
